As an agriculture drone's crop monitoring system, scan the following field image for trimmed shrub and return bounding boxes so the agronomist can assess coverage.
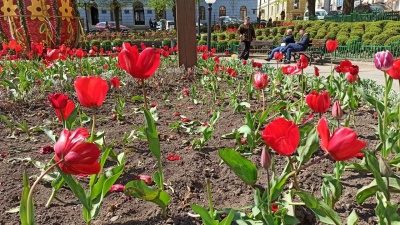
[198,40,207,46]
[371,34,390,46]
[211,33,218,41]
[221,24,227,31]
[256,29,263,36]
[324,32,336,40]
[112,38,123,47]
[272,27,278,34]
[384,35,400,46]
[336,35,349,46]
[217,40,228,50]
[314,28,327,39]
[362,32,376,44]
[101,40,112,50]
[201,34,208,41]
[219,33,227,40]
[256,36,264,40]
[228,33,236,40]
[90,39,101,49]
[227,39,240,47]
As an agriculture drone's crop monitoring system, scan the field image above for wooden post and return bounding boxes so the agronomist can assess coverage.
[176,0,197,69]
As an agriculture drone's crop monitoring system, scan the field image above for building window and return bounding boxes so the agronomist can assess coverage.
[294,0,299,9]
[219,6,226,17]
[101,10,107,14]
[240,6,247,20]
[124,10,129,14]
[199,6,205,20]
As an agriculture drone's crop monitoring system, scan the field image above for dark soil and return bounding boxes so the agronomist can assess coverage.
[0,68,389,225]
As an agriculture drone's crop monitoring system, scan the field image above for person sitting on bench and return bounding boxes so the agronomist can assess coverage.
[280,28,310,64]
[265,29,295,61]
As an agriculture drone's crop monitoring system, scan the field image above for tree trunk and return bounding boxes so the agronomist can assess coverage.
[307,0,316,17]
[172,0,177,30]
[343,0,354,15]
[114,6,120,31]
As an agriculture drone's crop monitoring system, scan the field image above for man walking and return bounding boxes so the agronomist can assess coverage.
[280,28,310,64]
[237,17,256,60]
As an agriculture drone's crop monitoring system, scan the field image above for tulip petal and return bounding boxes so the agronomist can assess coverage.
[317,117,330,151]
[262,118,300,155]
[328,128,366,161]
[59,162,101,175]
[64,142,100,164]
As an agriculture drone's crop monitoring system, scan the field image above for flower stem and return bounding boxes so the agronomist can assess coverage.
[266,166,271,214]
[206,178,214,218]
[262,89,265,111]
[89,113,96,143]
[141,79,148,111]
[288,156,300,191]
[386,176,391,202]
[383,71,389,157]
[60,109,66,129]
[27,161,62,223]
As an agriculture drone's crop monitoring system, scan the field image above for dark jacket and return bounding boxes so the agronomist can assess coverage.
[237,23,256,42]
[297,33,310,47]
[280,35,295,44]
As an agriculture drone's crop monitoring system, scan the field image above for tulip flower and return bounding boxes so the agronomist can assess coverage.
[74,76,109,108]
[282,65,301,75]
[31,42,43,56]
[118,43,161,80]
[314,66,320,77]
[305,91,331,113]
[274,52,283,60]
[346,74,357,83]
[317,117,366,161]
[253,72,268,90]
[349,65,359,75]
[226,68,237,77]
[326,40,339,52]
[260,146,271,169]
[374,50,393,71]
[54,127,101,175]
[335,60,352,73]
[262,117,300,156]
[55,100,75,122]
[48,93,69,109]
[45,49,60,62]
[297,55,309,69]
[332,101,343,120]
[387,59,400,80]
[110,77,120,88]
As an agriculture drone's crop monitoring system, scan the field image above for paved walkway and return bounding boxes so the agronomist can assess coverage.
[251,56,400,93]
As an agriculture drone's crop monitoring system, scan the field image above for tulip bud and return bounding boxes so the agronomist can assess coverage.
[332,101,343,120]
[374,50,393,71]
[253,72,268,90]
[346,73,357,83]
[260,146,271,169]
[378,156,392,177]
[349,65,359,75]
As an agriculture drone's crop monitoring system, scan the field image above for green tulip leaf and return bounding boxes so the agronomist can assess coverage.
[218,148,257,186]
[364,153,389,199]
[191,204,219,225]
[296,191,342,225]
[358,88,384,113]
[144,109,161,159]
[297,128,319,167]
[20,171,34,225]
[356,177,400,204]
[124,180,171,209]
[347,210,358,225]
[220,209,235,225]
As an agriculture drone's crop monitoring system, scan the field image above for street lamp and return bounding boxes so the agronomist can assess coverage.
[205,0,216,51]
[78,0,94,33]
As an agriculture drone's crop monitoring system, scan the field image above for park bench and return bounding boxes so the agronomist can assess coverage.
[292,39,326,65]
[238,40,274,55]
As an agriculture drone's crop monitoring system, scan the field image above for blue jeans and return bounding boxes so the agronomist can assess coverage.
[281,43,306,61]
[268,46,284,59]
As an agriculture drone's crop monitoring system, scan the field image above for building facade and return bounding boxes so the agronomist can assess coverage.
[78,0,258,29]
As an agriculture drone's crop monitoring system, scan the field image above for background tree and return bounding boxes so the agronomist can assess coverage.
[307,0,316,17]
[343,0,354,15]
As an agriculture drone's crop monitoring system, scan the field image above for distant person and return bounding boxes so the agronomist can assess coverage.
[280,28,310,64]
[105,21,110,30]
[237,17,256,60]
[149,18,153,28]
[281,10,286,20]
[265,29,295,61]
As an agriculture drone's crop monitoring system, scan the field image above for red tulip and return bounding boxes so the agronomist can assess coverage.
[387,59,400,80]
[75,48,85,59]
[282,65,301,75]
[262,117,300,156]
[349,65,359,75]
[118,43,160,80]
[297,55,309,69]
[314,66,320,77]
[326,40,339,52]
[274,52,283,60]
[335,60,352,73]
[332,101,343,119]
[253,72,268,90]
[54,128,101,175]
[226,68,237,77]
[48,93,69,109]
[31,42,43,56]
[45,49,60,62]
[317,117,366,161]
[305,90,331,113]
[55,100,75,122]
[346,73,358,83]
[162,50,170,58]
[214,56,220,64]
[110,77,120,88]
[74,76,109,108]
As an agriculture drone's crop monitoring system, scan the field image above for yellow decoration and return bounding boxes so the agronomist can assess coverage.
[27,0,50,21]
[59,0,73,21]
[1,0,19,20]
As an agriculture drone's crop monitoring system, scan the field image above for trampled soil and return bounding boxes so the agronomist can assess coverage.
[0,64,393,225]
